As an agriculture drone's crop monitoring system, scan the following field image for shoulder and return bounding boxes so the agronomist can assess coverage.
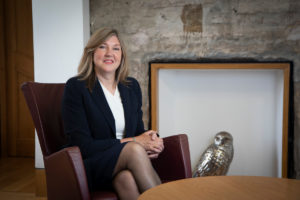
[119,77,142,99]
[65,76,86,89]
[66,76,83,85]
[126,77,143,101]
[64,76,89,98]
[125,77,141,91]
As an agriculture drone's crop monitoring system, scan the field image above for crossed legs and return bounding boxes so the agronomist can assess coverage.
[112,142,161,200]
[113,170,139,200]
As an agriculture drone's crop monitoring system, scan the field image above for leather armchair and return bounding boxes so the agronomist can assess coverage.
[21,82,192,200]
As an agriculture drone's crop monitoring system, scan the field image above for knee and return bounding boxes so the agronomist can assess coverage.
[124,142,147,157]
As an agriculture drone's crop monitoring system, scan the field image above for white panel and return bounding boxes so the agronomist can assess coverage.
[32,0,90,168]
[158,69,283,177]
[32,0,90,83]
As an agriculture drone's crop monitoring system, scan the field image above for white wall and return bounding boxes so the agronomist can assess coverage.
[32,0,90,168]
[158,69,284,177]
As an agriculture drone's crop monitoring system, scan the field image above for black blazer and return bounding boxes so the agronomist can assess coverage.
[62,76,145,159]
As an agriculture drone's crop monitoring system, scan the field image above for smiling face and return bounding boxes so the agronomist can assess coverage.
[93,35,122,79]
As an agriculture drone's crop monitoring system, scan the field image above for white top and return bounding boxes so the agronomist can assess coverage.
[99,81,125,139]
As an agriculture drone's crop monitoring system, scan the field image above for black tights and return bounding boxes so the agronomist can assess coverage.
[112,142,161,200]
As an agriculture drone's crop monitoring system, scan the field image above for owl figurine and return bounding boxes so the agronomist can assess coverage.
[193,131,234,177]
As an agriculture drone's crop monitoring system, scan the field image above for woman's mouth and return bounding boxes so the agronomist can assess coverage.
[103,59,114,64]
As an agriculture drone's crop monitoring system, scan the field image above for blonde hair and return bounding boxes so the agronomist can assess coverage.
[77,28,129,91]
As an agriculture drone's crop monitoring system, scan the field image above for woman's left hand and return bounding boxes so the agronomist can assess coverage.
[135,130,164,152]
[147,134,164,158]
[147,151,160,159]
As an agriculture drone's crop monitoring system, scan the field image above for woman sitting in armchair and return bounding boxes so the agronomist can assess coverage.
[62,28,164,200]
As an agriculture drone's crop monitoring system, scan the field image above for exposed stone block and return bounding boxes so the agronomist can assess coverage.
[91,0,300,179]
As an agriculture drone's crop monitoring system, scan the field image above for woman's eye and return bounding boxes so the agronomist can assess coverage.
[99,45,106,49]
[113,47,120,51]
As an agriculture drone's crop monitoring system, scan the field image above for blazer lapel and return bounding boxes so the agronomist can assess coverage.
[118,83,132,137]
[91,81,116,135]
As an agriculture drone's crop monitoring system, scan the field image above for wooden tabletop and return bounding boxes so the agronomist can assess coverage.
[138,176,300,200]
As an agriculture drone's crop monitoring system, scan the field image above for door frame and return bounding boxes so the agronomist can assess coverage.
[0,0,8,157]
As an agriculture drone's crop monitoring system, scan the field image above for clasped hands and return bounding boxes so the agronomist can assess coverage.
[135,130,164,159]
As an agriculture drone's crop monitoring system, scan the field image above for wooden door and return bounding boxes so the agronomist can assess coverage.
[1,0,34,157]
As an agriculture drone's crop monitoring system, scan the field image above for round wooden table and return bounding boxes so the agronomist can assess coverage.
[138,176,300,200]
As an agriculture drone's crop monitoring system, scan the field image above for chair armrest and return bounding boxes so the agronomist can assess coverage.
[44,146,91,200]
[151,134,192,182]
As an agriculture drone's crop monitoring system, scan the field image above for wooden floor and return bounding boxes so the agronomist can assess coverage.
[0,157,46,200]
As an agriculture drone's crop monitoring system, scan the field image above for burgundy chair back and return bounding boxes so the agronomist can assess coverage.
[151,134,192,182]
[21,82,66,156]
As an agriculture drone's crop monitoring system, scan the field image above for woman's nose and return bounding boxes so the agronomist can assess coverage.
[105,48,113,56]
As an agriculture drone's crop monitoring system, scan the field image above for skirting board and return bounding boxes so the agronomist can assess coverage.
[36,169,47,197]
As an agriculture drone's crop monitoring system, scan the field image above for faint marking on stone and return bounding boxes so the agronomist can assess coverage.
[181,4,203,33]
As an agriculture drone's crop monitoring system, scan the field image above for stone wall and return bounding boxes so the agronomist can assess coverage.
[90,0,300,178]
